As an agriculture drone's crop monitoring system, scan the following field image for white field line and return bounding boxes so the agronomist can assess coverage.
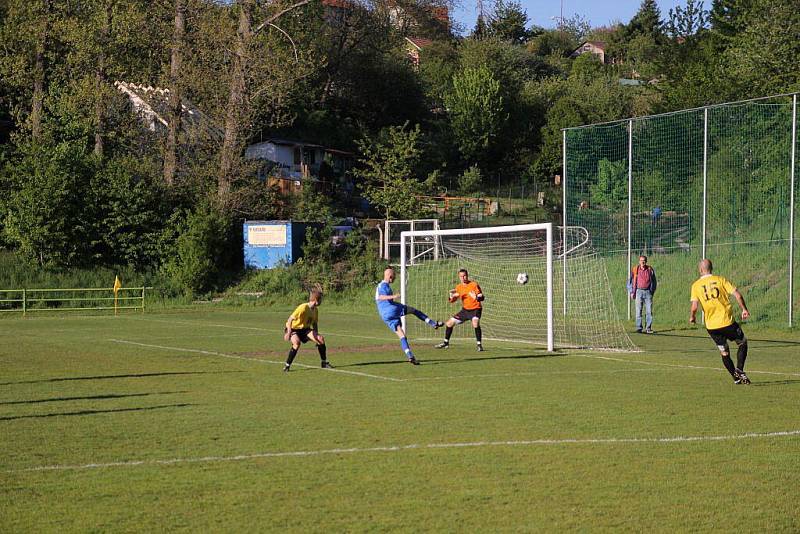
[129,316,382,341]
[577,353,800,379]
[12,429,800,473]
[108,339,401,382]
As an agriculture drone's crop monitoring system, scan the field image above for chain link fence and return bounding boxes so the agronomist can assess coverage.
[564,93,798,327]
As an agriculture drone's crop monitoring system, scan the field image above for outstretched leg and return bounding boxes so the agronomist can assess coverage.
[284,334,301,372]
[406,305,442,329]
[436,317,457,348]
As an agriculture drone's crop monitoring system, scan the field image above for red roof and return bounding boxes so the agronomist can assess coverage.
[406,37,433,50]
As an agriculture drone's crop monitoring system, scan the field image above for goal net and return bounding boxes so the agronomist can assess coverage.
[400,223,637,352]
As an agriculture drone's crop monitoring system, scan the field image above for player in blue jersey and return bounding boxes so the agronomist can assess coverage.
[375,267,443,365]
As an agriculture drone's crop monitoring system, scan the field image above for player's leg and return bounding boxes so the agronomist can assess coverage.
[644,291,653,333]
[436,317,459,348]
[393,323,419,364]
[284,332,303,372]
[404,304,443,329]
[634,289,644,332]
[308,332,332,368]
[731,323,750,384]
[708,328,737,381]
[472,316,483,351]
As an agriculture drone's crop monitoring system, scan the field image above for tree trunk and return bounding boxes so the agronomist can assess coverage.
[30,0,51,142]
[94,2,113,158]
[164,0,185,186]
[218,0,254,201]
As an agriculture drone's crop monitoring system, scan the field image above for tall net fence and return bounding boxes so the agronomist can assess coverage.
[564,94,799,327]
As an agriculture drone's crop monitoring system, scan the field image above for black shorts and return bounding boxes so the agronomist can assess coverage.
[453,308,482,323]
[290,328,312,343]
[707,322,745,346]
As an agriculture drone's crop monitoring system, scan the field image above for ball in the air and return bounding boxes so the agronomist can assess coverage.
[516,272,529,285]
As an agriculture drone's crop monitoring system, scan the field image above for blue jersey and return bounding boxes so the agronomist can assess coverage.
[375,281,403,320]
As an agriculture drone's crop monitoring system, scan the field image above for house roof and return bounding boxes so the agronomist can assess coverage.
[115,81,223,141]
[570,41,607,56]
[405,36,433,50]
[248,138,354,156]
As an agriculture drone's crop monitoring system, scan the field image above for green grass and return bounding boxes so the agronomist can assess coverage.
[2,307,800,531]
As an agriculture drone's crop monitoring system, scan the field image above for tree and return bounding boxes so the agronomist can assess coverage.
[354,123,432,219]
[488,0,530,45]
[664,0,708,39]
[444,65,506,164]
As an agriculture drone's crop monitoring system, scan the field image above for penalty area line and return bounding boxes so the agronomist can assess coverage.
[13,429,800,473]
[576,353,800,379]
[107,339,401,382]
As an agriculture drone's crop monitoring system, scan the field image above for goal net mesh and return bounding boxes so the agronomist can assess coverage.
[403,226,637,351]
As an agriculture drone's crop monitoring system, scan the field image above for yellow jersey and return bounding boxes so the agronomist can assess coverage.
[289,303,318,330]
[690,274,737,330]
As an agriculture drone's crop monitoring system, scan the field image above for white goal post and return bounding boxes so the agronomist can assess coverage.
[401,223,554,351]
[399,223,637,353]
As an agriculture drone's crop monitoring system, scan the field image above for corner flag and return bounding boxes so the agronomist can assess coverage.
[113,276,122,295]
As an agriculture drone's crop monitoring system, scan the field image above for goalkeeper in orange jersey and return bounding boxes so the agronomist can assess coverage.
[435,268,485,351]
[283,289,332,372]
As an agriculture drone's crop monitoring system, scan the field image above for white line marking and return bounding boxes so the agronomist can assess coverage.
[108,339,402,382]
[576,353,800,378]
[12,430,800,473]
[129,317,383,341]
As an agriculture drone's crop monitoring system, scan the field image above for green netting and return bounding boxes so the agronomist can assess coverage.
[565,94,799,327]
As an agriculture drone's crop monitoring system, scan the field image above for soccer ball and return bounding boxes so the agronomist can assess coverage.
[516,272,528,285]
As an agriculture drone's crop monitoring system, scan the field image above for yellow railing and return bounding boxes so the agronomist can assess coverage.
[0,287,152,316]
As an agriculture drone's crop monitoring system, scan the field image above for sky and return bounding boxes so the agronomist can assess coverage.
[451,0,683,34]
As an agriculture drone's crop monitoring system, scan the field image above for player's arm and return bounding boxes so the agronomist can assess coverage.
[732,289,750,320]
[284,315,296,341]
[689,300,699,324]
[474,284,484,302]
[376,293,398,301]
[448,288,458,303]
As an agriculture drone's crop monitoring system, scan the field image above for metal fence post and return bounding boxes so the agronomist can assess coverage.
[627,119,633,321]
[789,94,797,327]
[702,107,708,260]
[22,288,26,317]
[562,129,568,316]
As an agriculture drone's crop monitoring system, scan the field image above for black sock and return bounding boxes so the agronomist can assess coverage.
[736,341,748,371]
[444,326,453,342]
[286,347,298,366]
[475,327,482,344]
[721,355,736,377]
[318,343,327,361]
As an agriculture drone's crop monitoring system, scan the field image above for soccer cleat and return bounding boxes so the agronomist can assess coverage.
[434,321,444,329]
[321,361,334,369]
[408,357,420,365]
[476,344,484,352]
[734,369,751,385]
[283,364,291,373]
[645,328,654,334]
[635,329,643,333]
[435,341,449,349]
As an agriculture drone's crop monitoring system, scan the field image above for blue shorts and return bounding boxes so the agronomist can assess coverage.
[380,303,407,332]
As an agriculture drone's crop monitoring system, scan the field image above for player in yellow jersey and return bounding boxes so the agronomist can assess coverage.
[283,289,332,372]
[689,259,751,384]
[435,268,485,351]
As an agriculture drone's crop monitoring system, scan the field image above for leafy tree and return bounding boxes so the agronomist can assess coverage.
[444,65,506,164]
[354,123,432,219]
[488,0,530,45]
[664,0,708,38]
[589,159,627,211]
[2,141,94,267]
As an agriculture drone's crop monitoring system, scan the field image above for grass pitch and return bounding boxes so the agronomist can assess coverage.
[1,308,799,532]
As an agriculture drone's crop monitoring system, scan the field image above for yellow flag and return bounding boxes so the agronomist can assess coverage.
[113,276,122,295]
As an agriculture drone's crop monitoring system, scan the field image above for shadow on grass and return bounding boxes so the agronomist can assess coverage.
[652,329,800,347]
[1,371,241,386]
[339,351,565,368]
[0,403,194,421]
[750,380,800,387]
[0,391,188,406]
